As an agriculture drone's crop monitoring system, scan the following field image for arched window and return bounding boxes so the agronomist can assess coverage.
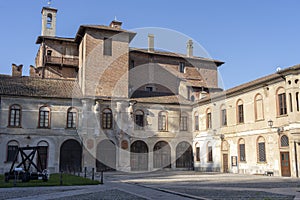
[6,140,19,162]
[180,112,188,131]
[47,13,52,28]
[238,138,246,162]
[9,104,21,127]
[255,94,264,121]
[280,135,289,147]
[67,107,78,128]
[207,142,213,162]
[37,141,49,171]
[134,110,144,130]
[194,112,199,131]
[195,143,200,162]
[158,111,168,131]
[257,136,266,162]
[102,108,113,129]
[277,87,287,116]
[39,106,50,128]
[220,104,227,126]
[237,99,244,124]
[206,108,212,129]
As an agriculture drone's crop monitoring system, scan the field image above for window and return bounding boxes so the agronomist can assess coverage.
[39,106,50,128]
[9,104,21,127]
[179,62,185,73]
[280,135,289,147]
[206,109,212,129]
[194,112,199,131]
[277,88,287,116]
[257,137,266,162]
[145,86,153,92]
[47,14,52,28]
[255,94,264,121]
[238,139,246,162]
[102,108,113,129]
[37,141,48,171]
[134,110,144,130]
[237,100,244,124]
[6,140,19,162]
[180,114,188,131]
[289,93,293,112]
[103,37,112,56]
[47,50,52,56]
[221,105,227,126]
[67,107,77,128]
[158,111,167,131]
[296,92,299,112]
[195,143,200,162]
[207,142,213,162]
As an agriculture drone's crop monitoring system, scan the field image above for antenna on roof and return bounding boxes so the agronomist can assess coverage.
[47,0,52,7]
[114,16,118,21]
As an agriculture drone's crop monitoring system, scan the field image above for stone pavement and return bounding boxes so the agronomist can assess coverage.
[0,171,299,199]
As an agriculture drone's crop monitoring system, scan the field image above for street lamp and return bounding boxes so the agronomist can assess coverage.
[268,119,284,135]
[268,119,273,128]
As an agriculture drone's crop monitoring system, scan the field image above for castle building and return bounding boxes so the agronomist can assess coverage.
[0,6,299,177]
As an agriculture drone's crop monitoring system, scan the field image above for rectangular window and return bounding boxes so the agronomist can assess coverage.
[179,62,185,73]
[194,116,199,131]
[258,142,266,162]
[103,37,112,56]
[221,109,227,126]
[206,113,212,129]
[238,105,244,123]
[289,93,293,112]
[278,93,287,115]
[180,116,188,131]
[145,86,153,92]
[135,115,144,130]
[208,146,213,162]
[67,112,77,128]
[239,144,246,162]
[7,145,18,162]
[196,147,200,161]
[39,111,49,128]
[158,115,167,131]
[10,109,20,127]
[296,92,299,112]
[102,113,112,129]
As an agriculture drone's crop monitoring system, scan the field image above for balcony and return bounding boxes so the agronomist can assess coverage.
[45,56,79,67]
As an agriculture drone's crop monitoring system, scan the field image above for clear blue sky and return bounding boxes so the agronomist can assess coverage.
[0,0,299,89]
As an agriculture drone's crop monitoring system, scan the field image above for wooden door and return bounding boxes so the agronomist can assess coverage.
[280,152,291,177]
[223,154,228,173]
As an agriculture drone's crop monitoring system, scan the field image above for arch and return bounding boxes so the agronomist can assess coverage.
[6,140,19,162]
[47,13,52,28]
[9,104,21,127]
[158,111,168,131]
[96,140,116,172]
[276,87,287,116]
[254,93,264,121]
[153,141,171,168]
[102,108,113,129]
[59,139,82,172]
[37,140,49,171]
[67,107,78,128]
[134,110,144,130]
[257,136,266,162]
[221,140,229,151]
[176,141,193,168]
[238,138,246,162]
[280,135,289,147]
[130,140,148,171]
[236,99,244,124]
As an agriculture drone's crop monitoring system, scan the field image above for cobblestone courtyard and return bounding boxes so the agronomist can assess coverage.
[1,171,300,200]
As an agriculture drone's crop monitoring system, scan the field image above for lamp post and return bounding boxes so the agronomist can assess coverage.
[268,119,284,135]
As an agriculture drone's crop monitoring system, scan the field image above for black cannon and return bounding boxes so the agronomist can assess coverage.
[4,146,49,182]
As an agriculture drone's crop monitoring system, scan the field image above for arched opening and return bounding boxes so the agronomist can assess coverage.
[47,13,52,29]
[221,140,229,173]
[130,140,148,171]
[176,141,193,169]
[37,141,49,171]
[153,141,171,169]
[96,140,116,172]
[59,139,82,173]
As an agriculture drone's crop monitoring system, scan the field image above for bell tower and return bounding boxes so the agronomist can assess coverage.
[41,5,57,36]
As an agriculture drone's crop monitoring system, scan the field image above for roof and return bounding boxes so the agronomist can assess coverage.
[0,75,82,99]
[75,25,136,43]
[130,48,224,66]
[36,36,75,44]
[132,95,191,105]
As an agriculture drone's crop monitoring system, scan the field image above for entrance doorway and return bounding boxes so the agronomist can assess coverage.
[96,140,116,172]
[223,154,229,173]
[176,141,193,169]
[59,139,82,173]
[280,152,291,177]
[130,140,148,171]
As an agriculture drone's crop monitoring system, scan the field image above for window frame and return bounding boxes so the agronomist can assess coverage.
[207,143,213,162]
[102,108,113,129]
[180,113,188,131]
[257,136,266,163]
[237,100,244,124]
[277,88,287,116]
[254,94,264,121]
[158,111,168,131]
[8,104,21,128]
[238,138,246,162]
[66,107,78,129]
[206,109,212,129]
[103,37,112,56]
[38,106,51,128]
[134,110,144,130]
[194,112,199,131]
[6,140,19,162]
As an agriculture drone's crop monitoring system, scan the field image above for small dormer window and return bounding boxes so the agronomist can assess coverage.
[47,50,52,56]
[47,14,52,29]
[145,86,153,92]
[179,62,185,73]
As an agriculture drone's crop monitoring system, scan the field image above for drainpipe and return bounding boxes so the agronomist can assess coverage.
[294,141,299,177]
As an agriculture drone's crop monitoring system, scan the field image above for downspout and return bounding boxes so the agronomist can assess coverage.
[294,141,299,177]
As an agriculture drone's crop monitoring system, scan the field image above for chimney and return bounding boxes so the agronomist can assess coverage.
[187,39,193,57]
[148,34,154,52]
[109,19,122,29]
[12,64,23,77]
